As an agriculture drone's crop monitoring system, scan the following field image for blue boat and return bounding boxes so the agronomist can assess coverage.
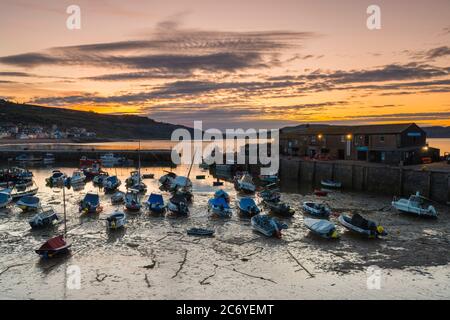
[125,190,141,212]
[304,218,339,239]
[106,211,126,230]
[17,196,41,212]
[167,194,189,215]
[103,176,121,192]
[302,202,331,218]
[29,208,59,229]
[208,197,232,218]
[79,193,102,214]
[146,193,165,214]
[214,189,230,203]
[251,215,288,238]
[237,197,260,217]
[0,189,12,208]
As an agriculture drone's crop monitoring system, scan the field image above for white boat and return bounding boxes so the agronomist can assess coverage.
[302,202,331,218]
[0,189,12,208]
[29,207,59,229]
[392,192,437,218]
[43,153,56,164]
[70,170,86,185]
[46,170,67,185]
[234,173,256,194]
[100,153,124,167]
[11,183,39,201]
[321,180,342,188]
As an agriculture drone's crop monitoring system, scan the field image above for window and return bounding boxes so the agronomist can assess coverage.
[340,135,346,143]
[380,136,385,142]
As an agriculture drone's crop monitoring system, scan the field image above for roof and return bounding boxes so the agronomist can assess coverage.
[281,123,422,137]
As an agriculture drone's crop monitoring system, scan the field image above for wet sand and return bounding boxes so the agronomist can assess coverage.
[1,164,449,300]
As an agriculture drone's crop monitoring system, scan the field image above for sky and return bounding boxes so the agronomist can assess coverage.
[0,0,449,129]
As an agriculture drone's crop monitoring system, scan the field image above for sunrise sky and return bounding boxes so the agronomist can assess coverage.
[0,0,449,129]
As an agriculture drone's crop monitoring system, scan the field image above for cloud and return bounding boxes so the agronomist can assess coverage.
[423,46,450,59]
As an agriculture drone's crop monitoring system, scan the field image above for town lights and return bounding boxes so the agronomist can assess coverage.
[346,134,353,140]
[317,134,323,140]
[422,146,429,152]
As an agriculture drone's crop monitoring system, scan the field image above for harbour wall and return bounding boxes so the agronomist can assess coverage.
[280,158,450,204]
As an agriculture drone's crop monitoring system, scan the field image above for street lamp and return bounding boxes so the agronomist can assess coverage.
[346,134,353,140]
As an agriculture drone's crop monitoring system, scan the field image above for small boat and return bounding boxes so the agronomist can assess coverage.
[304,218,339,239]
[100,153,125,167]
[46,170,66,185]
[234,173,256,194]
[208,197,232,218]
[237,197,260,217]
[391,192,437,218]
[83,163,103,179]
[17,196,41,212]
[15,154,43,163]
[79,156,100,168]
[196,175,206,180]
[302,202,331,218]
[259,174,279,184]
[103,176,121,192]
[321,180,342,188]
[43,153,56,164]
[111,191,125,204]
[338,213,387,238]
[314,189,328,197]
[79,193,102,214]
[263,200,295,217]
[126,171,141,187]
[187,228,214,237]
[0,189,12,208]
[35,235,71,259]
[142,173,154,179]
[29,207,59,229]
[93,172,109,185]
[167,194,189,215]
[146,193,166,214]
[11,183,39,200]
[70,170,86,185]
[214,189,230,203]
[251,215,288,238]
[258,184,281,203]
[129,181,147,193]
[159,171,177,190]
[124,190,141,212]
[170,176,192,192]
[15,180,33,191]
[106,211,126,230]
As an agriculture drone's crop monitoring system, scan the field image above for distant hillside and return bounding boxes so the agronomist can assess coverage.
[281,124,450,138]
[0,101,192,140]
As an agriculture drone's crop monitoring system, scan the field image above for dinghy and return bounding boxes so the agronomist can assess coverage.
[35,235,71,259]
[263,200,295,217]
[17,196,41,212]
[304,218,339,239]
[170,176,192,192]
[391,192,437,218]
[159,172,177,190]
[29,207,59,229]
[187,228,214,237]
[0,189,12,208]
[167,194,189,215]
[142,173,154,179]
[259,174,279,184]
[126,170,141,187]
[214,189,230,203]
[70,170,86,185]
[111,191,125,204]
[208,197,232,218]
[124,190,141,212]
[103,175,121,192]
[321,179,342,188]
[130,181,147,193]
[338,213,387,238]
[79,193,102,214]
[237,197,260,217]
[93,172,109,186]
[146,193,166,214]
[258,185,281,203]
[302,202,331,218]
[11,183,39,200]
[234,173,256,194]
[106,211,126,230]
[314,189,328,197]
[251,215,288,238]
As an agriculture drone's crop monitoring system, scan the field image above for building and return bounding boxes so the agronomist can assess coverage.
[280,123,440,165]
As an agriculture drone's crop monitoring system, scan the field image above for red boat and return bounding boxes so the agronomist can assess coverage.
[35,235,71,259]
[80,156,101,169]
[314,189,328,197]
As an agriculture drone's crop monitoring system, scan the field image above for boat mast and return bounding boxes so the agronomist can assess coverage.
[138,140,141,184]
[63,184,67,237]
